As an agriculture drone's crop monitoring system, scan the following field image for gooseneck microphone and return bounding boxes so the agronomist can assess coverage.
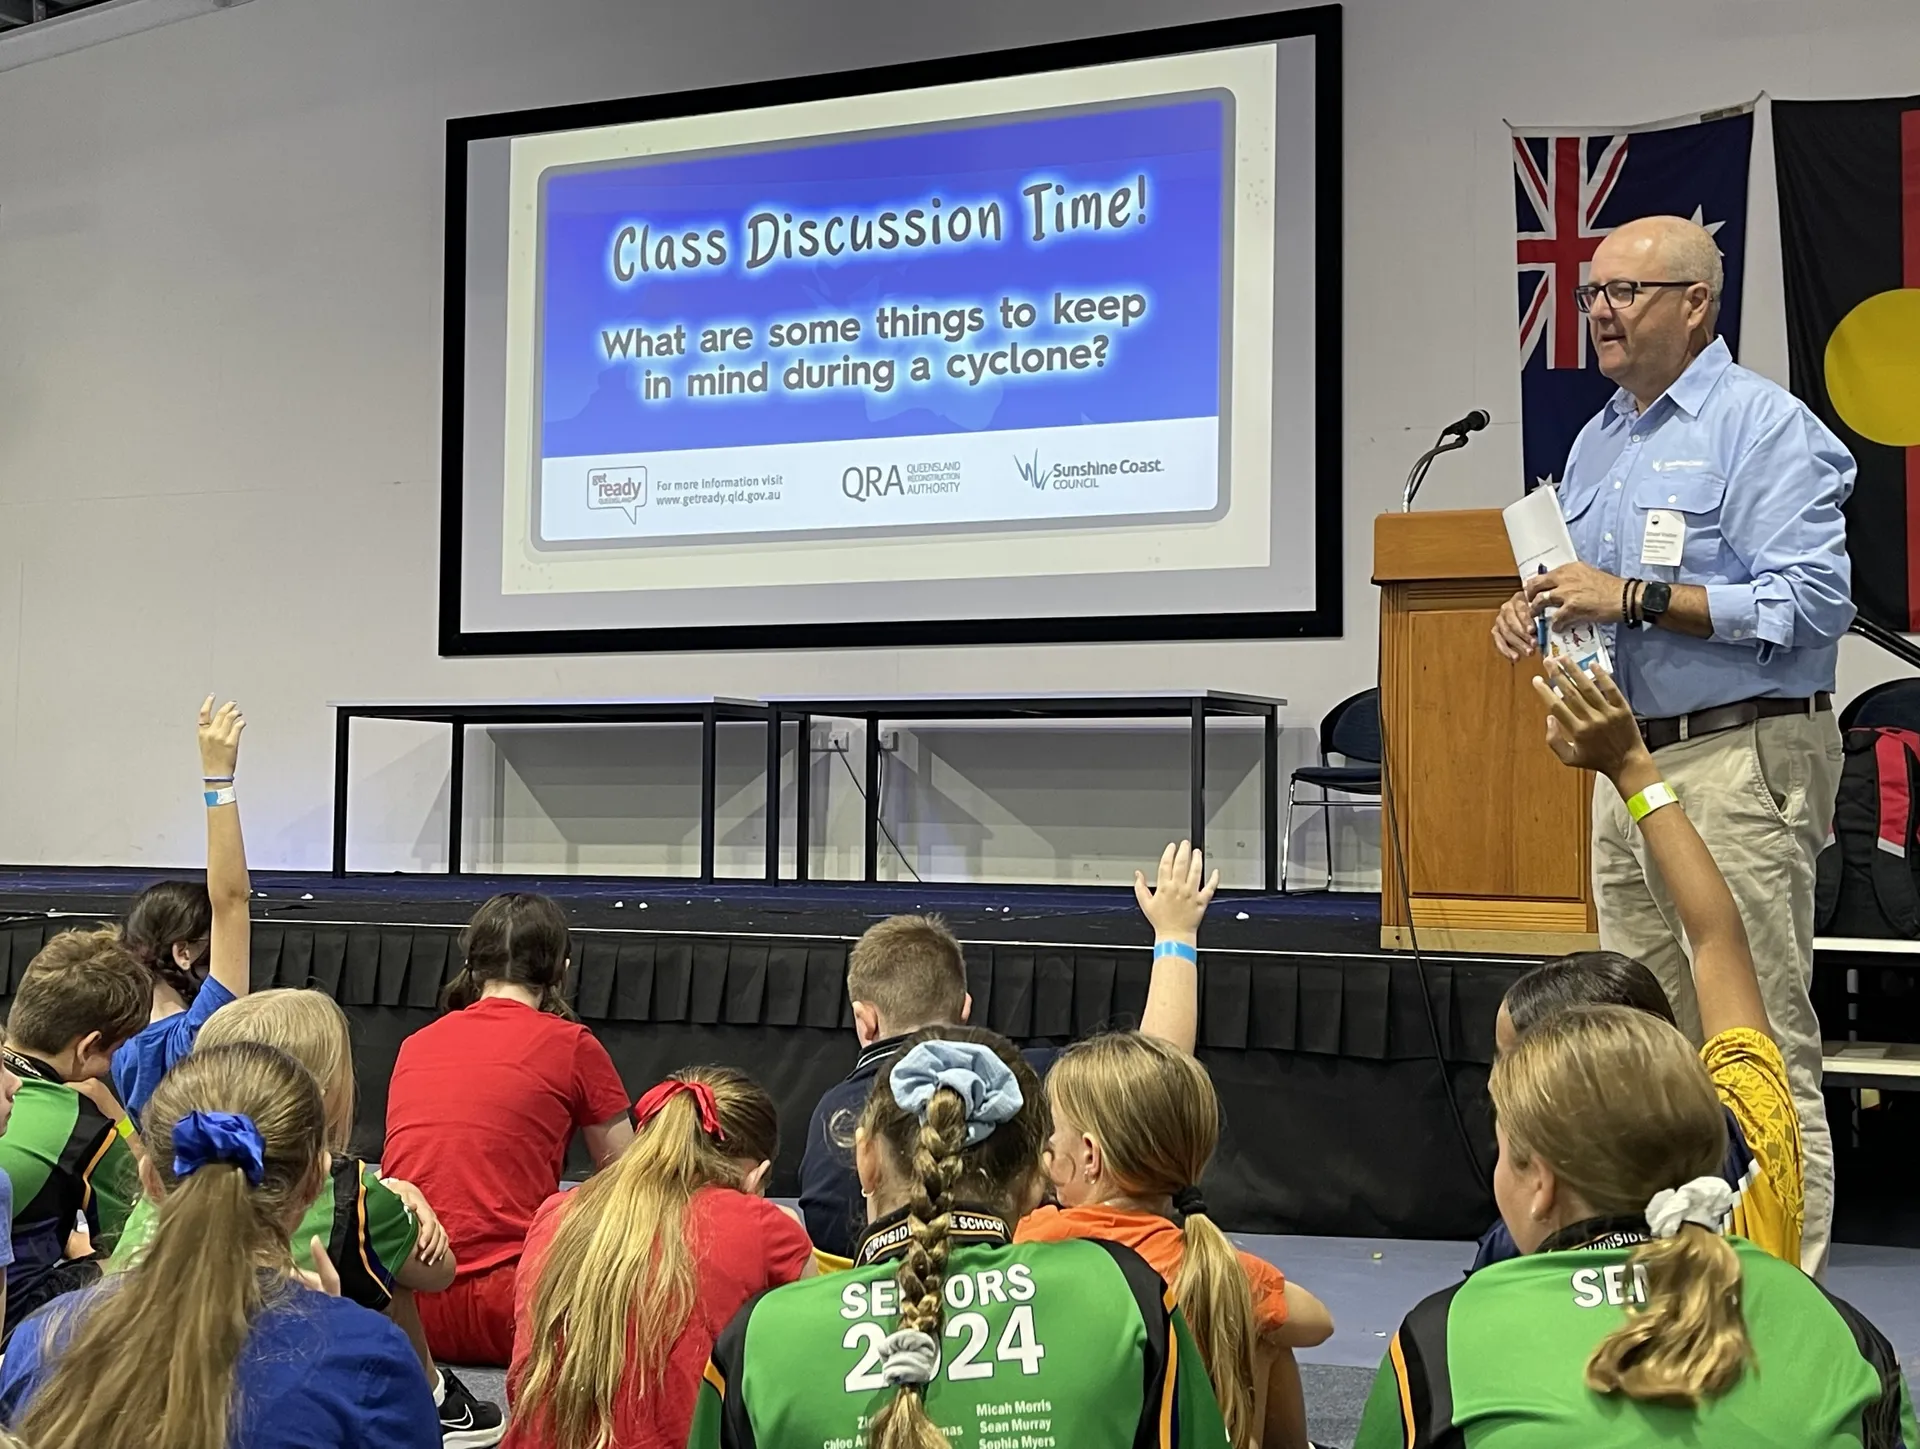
[1440,408,1491,439]
[1403,407,1491,512]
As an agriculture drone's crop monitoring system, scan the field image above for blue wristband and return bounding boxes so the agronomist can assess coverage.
[1153,939,1198,964]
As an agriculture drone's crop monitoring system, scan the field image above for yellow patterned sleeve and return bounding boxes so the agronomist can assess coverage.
[1700,1027,1803,1266]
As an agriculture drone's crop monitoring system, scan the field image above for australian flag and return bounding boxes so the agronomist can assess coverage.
[1515,106,1754,489]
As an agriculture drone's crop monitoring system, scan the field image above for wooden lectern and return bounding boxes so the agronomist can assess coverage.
[1375,509,1597,955]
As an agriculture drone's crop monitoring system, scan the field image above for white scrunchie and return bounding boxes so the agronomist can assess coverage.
[879,1329,940,1386]
[1644,1176,1737,1239]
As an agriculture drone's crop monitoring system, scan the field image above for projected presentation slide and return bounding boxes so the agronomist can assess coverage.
[445,10,1339,652]
[534,94,1230,549]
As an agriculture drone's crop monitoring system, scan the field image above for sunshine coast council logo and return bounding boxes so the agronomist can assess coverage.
[1015,451,1053,490]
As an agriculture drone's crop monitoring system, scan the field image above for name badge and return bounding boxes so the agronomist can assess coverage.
[1642,509,1685,568]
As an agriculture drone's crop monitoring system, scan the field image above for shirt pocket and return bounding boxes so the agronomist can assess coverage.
[1631,472,1727,578]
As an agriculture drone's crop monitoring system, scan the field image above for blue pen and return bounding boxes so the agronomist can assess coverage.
[1534,564,1551,655]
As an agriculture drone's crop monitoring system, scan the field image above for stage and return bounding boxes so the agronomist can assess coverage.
[0,868,1526,1239]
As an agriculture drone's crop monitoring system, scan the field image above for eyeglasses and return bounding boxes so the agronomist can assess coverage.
[1573,279,1703,314]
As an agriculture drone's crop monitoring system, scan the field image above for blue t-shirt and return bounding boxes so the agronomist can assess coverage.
[109,977,236,1122]
[0,1278,437,1449]
[0,1171,13,1270]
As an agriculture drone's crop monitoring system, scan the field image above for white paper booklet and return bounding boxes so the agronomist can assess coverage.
[1501,485,1612,676]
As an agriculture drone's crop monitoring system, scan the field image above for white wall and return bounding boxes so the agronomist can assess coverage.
[0,0,1915,879]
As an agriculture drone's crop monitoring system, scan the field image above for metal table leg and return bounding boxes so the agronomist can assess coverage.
[1189,699,1208,853]
[331,709,352,876]
[700,705,718,883]
[447,717,466,876]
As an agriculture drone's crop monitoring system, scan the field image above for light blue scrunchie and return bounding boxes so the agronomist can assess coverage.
[889,1041,1023,1147]
[172,1110,267,1187]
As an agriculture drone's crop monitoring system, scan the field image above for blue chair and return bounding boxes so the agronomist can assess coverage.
[1281,689,1382,892]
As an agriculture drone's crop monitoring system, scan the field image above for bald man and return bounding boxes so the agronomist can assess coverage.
[1493,215,1856,1274]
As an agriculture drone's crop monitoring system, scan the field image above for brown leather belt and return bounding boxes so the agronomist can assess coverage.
[1638,692,1832,754]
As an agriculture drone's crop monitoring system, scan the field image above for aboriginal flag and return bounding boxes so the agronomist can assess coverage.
[1775,96,1920,631]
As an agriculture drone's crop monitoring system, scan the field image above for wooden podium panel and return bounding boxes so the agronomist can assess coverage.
[1376,510,1597,954]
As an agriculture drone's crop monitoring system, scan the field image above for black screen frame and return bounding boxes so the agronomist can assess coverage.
[439,5,1344,656]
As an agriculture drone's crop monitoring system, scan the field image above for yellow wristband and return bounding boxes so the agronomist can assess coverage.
[1626,781,1681,822]
[114,1116,136,1141]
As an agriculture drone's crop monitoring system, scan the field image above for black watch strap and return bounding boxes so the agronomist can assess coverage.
[1640,579,1673,622]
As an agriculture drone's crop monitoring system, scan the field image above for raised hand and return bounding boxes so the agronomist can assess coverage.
[1134,839,1219,945]
[198,696,246,780]
[1531,658,1650,782]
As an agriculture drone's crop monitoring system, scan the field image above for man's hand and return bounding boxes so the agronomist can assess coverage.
[1524,562,1627,627]
[381,1177,449,1266]
[1492,590,1538,661]
[1134,840,1218,946]
[1532,658,1655,787]
[198,697,246,780]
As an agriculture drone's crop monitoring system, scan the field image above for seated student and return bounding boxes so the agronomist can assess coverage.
[0,1041,440,1449]
[691,1028,1231,1449]
[107,988,504,1448]
[1470,658,1802,1269]
[0,1060,23,1329]
[0,929,149,1339]
[382,892,633,1367]
[506,1067,815,1449]
[113,697,254,1122]
[1021,1033,1334,1449]
[800,840,1211,1259]
[1355,1006,1914,1448]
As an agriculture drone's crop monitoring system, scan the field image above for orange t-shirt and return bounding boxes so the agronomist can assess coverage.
[1015,1203,1289,1333]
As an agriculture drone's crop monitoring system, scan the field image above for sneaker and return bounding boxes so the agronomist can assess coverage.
[436,1369,505,1448]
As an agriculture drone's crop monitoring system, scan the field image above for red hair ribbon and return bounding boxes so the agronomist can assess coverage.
[634,1079,726,1141]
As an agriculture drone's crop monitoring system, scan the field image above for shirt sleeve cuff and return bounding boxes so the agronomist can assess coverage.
[1705,583,1766,647]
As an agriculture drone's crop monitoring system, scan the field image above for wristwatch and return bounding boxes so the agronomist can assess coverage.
[1640,579,1672,627]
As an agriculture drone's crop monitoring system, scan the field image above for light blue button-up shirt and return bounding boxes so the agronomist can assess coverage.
[1558,336,1856,718]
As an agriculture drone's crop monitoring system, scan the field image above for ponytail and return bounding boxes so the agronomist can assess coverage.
[123,880,213,1007]
[518,1068,778,1449]
[444,893,574,1016]
[1046,1033,1261,1447]
[1491,1007,1752,1409]
[20,1043,325,1449]
[1585,1224,1752,1407]
[869,1085,966,1449]
[1171,1202,1259,1447]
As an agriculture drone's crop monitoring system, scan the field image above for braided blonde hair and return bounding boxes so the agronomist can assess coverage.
[857,1028,1049,1449]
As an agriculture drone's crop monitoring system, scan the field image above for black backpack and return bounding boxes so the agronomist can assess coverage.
[1816,726,1920,938]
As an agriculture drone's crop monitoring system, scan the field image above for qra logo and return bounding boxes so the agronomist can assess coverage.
[842,465,905,502]
[1015,450,1057,490]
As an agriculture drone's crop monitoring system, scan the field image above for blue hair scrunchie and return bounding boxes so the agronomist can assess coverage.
[171,1110,267,1188]
[889,1041,1023,1147]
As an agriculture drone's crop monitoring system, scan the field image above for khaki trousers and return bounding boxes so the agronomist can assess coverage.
[1591,709,1842,1276]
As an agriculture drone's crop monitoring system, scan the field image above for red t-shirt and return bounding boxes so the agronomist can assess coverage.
[504,1185,814,1449]
[381,998,630,1276]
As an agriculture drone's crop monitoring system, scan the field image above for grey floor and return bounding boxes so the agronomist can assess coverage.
[448,1235,1920,1449]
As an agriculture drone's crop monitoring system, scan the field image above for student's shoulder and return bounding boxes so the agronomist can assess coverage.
[260,1292,439,1444]
[267,1285,424,1366]
[6,1076,115,1160]
[810,1071,868,1121]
